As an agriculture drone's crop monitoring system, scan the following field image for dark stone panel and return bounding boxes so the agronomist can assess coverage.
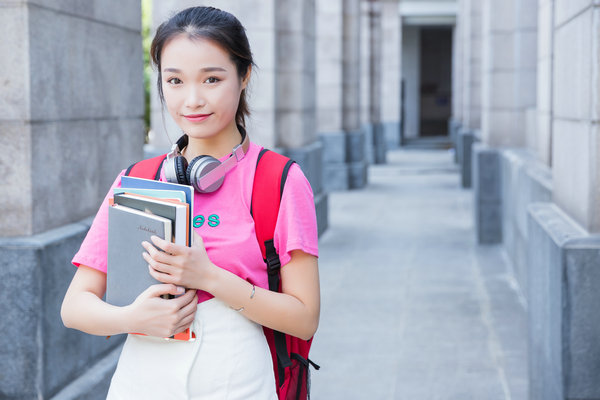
[372,122,387,165]
[323,163,350,191]
[383,121,400,150]
[472,144,502,244]
[347,129,366,164]
[285,140,324,196]
[0,244,42,399]
[319,131,346,163]
[348,161,367,189]
[0,222,124,399]
[458,129,475,188]
[527,203,600,400]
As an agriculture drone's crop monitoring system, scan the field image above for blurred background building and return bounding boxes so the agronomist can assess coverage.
[1,0,599,399]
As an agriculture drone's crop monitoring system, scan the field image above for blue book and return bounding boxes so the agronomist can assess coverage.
[120,176,194,245]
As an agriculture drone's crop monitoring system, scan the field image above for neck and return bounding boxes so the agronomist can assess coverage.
[182,121,242,160]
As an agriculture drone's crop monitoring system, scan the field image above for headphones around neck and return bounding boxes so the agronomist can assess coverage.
[164,127,250,193]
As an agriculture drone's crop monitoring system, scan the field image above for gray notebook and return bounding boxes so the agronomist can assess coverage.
[106,204,172,307]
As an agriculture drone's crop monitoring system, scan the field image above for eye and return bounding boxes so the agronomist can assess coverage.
[166,77,182,85]
[205,77,220,84]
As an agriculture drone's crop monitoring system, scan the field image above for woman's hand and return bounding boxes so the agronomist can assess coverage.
[142,232,214,291]
[126,284,197,338]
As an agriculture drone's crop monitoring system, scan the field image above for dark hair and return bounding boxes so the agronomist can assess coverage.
[150,6,254,128]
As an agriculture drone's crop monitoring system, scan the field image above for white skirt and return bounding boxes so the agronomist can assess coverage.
[107,298,277,400]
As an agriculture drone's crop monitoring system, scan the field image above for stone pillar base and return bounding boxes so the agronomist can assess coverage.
[320,131,349,192]
[458,129,476,188]
[373,122,387,164]
[383,121,400,150]
[348,129,368,189]
[473,143,502,244]
[0,222,124,399]
[448,118,461,163]
[284,141,329,235]
[528,203,600,400]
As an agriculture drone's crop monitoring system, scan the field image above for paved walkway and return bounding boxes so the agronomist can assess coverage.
[310,148,528,399]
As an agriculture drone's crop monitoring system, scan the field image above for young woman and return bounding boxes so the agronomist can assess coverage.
[61,6,320,399]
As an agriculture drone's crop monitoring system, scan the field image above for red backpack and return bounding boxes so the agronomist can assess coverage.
[125,148,319,400]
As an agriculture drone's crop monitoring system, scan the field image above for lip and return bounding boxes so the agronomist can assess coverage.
[183,113,212,122]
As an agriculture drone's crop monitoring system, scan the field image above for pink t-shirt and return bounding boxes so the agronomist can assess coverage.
[72,142,319,303]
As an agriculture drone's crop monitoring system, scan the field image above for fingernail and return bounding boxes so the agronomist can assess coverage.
[176,286,184,294]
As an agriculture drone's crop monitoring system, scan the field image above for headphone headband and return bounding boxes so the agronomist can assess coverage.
[164,126,250,193]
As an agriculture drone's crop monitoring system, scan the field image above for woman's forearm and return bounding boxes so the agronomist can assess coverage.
[204,258,320,340]
[61,290,131,336]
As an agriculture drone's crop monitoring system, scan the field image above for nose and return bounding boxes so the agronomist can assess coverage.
[184,85,206,109]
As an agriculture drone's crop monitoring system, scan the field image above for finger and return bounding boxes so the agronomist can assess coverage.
[178,294,198,318]
[143,252,174,275]
[171,289,196,307]
[144,283,185,298]
[142,242,172,265]
[150,235,179,255]
[175,312,196,332]
[173,318,194,336]
[147,265,176,285]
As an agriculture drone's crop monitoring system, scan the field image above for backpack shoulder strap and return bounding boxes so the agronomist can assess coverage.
[124,154,167,180]
[251,148,295,388]
[250,148,295,263]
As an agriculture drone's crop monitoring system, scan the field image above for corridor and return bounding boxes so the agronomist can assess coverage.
[311,148,528,399]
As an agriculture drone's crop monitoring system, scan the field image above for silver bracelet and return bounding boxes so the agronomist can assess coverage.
[231,285,256,312]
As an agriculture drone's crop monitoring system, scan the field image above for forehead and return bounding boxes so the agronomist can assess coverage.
[161,34,233,71]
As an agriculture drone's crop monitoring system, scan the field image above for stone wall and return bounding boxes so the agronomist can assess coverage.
[0,1,143,398]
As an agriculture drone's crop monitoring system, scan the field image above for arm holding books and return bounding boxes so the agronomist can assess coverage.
[143,233,320,341]
[61,265,198,338]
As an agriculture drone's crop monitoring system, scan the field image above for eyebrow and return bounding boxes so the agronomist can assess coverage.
[163,67,227,73]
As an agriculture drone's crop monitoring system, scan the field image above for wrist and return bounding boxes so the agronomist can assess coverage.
[202,262,221,294]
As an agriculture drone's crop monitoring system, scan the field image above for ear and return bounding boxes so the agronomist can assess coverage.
[241,65,252,90]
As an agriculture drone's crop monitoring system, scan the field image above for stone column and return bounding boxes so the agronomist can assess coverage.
[317,0,347,191]
[475,0,538,243]
[0,1,143,398]
[360,0,373,164]
[368,0,386,164]
[345,0,368,188]
[275,0,328,234]
[450,8,464,158]
[535,0,554,165]
[461,0,482,132]
[457,0,483,188]
[380,0,401,150]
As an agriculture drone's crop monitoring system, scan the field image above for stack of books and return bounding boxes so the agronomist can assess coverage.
[106,176,195,341]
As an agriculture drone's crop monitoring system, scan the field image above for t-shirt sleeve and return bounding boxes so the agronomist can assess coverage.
[71,171,125,273]
[273,163,319,267]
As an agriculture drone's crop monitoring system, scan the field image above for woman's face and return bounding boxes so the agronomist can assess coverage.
[160,34,247,140]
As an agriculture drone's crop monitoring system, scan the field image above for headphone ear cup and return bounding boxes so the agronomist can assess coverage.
[174,155,189,185]
[187,155,223,193]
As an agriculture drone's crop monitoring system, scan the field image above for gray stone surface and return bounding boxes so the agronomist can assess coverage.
[31,118,144,235]
[362,122,374,165]
[320,131,347,164]
[458,129,475,188]
[0,221,124,399]
[284,140,324,196]
[449,118,461,163]
[383,121,400,150]
[372,121,387,165]
[473,143,503,244]
[323,163,350,191]
[311,147,528,399]
[500,149,552,301]
[28,5,143,121]
[50,346,121,400]
[527,203,600,400]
